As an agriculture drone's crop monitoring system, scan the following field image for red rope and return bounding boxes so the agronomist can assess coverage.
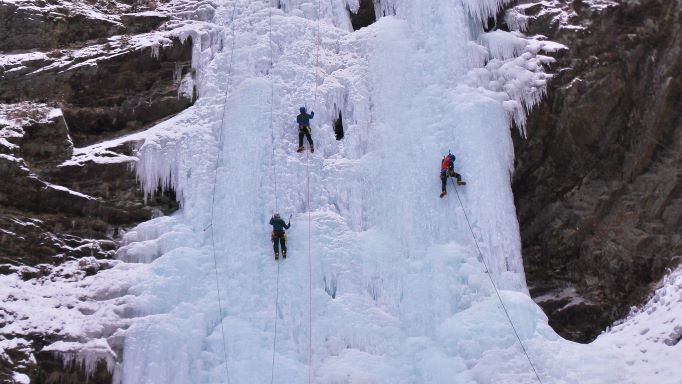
[308,3,321,383]
[306,150,312,384]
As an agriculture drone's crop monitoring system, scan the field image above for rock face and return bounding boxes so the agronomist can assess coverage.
[510,0,682,342]
[0,0,123,52]
[0,29,194,147]
[0,0,198,381]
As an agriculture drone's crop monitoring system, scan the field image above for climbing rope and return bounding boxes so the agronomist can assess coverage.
[306,149,313,384]
[451,179,544,384]
[307,2,322,383]
[206,1,241,383]
[268,3,282,384]
[270,261,281,384]
[268,1,279,213]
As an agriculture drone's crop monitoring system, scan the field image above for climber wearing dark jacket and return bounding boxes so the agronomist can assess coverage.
[296,107,315,153]
[269,213,291,260]
[440,153,466,198]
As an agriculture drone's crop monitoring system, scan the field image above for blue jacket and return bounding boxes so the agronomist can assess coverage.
[270,217,290,232]
[297,111,314,126]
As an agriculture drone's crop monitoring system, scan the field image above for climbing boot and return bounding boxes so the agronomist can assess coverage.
[457,180,467,186]
[310,144,315,153]
[296,146,304,153]
[439,191,446,198]
[274,252,279,260]
[282,252,287,259]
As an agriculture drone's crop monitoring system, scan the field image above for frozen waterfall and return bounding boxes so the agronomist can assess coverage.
[114,0,623,383]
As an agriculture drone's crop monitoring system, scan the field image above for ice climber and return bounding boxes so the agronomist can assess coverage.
[440,152,466,198]
[269,213,291,260]
[296,107,315,153]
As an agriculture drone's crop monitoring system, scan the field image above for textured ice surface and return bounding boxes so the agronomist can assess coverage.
[113,0,626,383]
[596,266,682,384]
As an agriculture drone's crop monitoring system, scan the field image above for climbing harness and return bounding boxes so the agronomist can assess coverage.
[451,179,544,384]
[206,1,241,382]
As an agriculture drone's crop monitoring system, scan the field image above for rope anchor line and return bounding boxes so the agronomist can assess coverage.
[268,2,282,383]
[306,2,322,384]
[208,1,240,383]
[270,262,281,384]
[451,179,544,384]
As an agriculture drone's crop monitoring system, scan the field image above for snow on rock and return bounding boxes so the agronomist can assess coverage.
[43,183,97,201]
[0,0,125,25]
[0,338,32,365]
[596,266,682,384]
[0,258,152,379]
[0,103,64,152]
[59,135,143,168]
[504,0,620,34]
[0,103,62,130]
[12,372,30,384]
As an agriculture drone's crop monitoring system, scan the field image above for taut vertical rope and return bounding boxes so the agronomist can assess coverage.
[207,1,241,382]
[307,2,322,383]
[270,261,281,384]
[451,179,543,384]
[268,1,278,213]
[268,3,281,383]
[307,149,312,384]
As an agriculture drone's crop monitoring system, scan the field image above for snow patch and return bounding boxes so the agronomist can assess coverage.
[596,266,682,384]
[44,183,97,200]
[12,373,30,384]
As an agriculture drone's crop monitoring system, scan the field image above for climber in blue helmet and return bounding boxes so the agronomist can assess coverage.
[296,106,315,153]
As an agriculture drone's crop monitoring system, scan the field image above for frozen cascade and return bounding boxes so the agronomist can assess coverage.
[116,0,624,383]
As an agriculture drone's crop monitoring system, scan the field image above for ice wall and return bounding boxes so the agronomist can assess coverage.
[116,0,623,383]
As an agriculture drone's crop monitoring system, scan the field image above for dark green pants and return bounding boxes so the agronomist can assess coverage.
[272,231,287,255]
[441,169,462,192]
[298,125,313,147]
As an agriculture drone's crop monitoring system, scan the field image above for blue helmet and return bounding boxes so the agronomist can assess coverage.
[300,107,306,113]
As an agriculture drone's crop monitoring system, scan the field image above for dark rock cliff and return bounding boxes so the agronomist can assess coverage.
[510,0,682,342]
[0,0,197,381]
